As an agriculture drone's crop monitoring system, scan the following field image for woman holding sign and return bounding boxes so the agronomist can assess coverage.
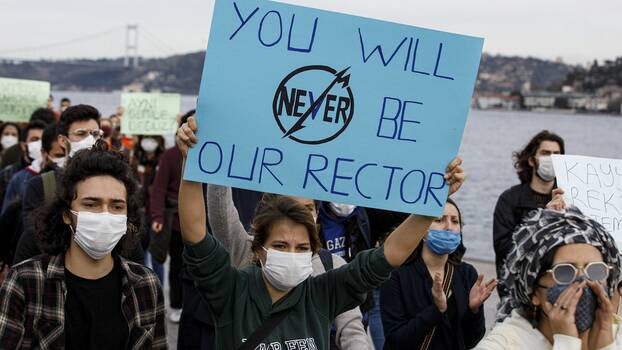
[176,116,465,350]
[380,197,497,350]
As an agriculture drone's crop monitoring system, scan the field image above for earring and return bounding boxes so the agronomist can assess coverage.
[531,305,537,320]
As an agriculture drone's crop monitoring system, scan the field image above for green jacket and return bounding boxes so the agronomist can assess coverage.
[184,233,393,350]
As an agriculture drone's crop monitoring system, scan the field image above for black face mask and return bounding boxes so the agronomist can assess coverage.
[101,125,112,138]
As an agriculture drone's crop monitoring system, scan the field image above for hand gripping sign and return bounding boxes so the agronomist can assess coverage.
[184,0,483,216]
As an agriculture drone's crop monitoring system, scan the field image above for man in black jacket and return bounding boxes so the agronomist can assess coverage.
[493,130,564,297]
[0,121,47,211]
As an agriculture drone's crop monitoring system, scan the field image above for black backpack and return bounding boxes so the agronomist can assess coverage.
[0,198,24,267]
[0,171,56,268]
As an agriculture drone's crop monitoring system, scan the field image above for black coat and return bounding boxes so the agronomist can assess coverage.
[380,256,485,350]
[493,183,550,297]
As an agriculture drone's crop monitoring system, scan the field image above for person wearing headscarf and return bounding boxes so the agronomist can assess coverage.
[476,192,622,350]
[381,198,497,350]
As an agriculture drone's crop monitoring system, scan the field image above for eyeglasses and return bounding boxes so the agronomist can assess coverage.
[547,262,612,285]
[69,129,103,139]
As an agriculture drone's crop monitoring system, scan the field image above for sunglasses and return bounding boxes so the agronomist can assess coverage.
[546,262,612,285]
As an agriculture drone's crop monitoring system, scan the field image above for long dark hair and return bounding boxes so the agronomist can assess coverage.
[0,122,20,152]
[36,143,141,257]
[513,130,565,184]
[135,135,165,155]
[408,197,466,265]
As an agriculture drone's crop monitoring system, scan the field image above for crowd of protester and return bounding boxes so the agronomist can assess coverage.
[0,98,620,350]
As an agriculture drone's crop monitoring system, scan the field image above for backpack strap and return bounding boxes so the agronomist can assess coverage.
[318,248,334,271]
[420,262,454,350]
[41,171,57,206]
[237,308,294,350]
[355,208,372,249]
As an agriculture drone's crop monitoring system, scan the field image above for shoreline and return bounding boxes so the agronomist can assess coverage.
[472,108,621,118]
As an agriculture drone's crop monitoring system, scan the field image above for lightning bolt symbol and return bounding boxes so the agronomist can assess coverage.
[282,67,351,139]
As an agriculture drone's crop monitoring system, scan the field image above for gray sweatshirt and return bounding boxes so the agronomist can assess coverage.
[207,184,373,350]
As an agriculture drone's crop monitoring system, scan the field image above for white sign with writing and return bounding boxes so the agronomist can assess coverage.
[552,154,622,244]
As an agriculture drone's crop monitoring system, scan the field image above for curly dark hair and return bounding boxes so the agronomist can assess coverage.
[250,194,322,257]
[36,142,141,257]
[512,130,565,184]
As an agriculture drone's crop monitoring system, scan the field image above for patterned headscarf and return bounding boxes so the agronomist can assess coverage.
[496,206,621,322]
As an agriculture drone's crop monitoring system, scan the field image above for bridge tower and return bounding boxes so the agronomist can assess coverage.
[124,24,139,68]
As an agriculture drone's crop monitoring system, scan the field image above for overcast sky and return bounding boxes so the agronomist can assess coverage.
[1,0,619,65]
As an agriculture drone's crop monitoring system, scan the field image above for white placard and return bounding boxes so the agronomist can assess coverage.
[552,154,622,245]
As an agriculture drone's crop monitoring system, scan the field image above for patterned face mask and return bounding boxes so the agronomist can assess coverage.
[546,276,604,333]
[496,206,621,323]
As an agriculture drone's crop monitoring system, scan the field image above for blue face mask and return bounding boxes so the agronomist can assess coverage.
[425,229,461,255]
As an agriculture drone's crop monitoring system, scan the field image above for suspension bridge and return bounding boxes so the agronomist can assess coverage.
[0,25,181,68]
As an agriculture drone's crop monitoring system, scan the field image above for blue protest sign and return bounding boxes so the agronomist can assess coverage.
[184,0,483,216]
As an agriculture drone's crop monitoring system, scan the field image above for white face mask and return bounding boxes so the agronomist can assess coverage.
[29,159,43,173]
[1,135,18,149]
[50,156,67,169]
[328,202,357,217]
[27,140,42,161]
[536,155,556,182]
[69,135,96,158]
[140,138,159,153]
[261,247,313,291]
[70,210,128,260]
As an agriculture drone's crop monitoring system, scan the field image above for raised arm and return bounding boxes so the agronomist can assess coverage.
[207,184,254,267]
[177,115,253,265]
[176,117,242,318]
[309,158,465,319]
[178,171,207,243]
[383,157,464,267]
[177,116,206,243]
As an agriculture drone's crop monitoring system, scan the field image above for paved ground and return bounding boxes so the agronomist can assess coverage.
[162,258,499,349]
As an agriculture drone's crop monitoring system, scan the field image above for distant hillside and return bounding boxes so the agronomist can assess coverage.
[562,57,622,92]
[0,51,578,95]
[0,52,206,95]
[476,54,576,93]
